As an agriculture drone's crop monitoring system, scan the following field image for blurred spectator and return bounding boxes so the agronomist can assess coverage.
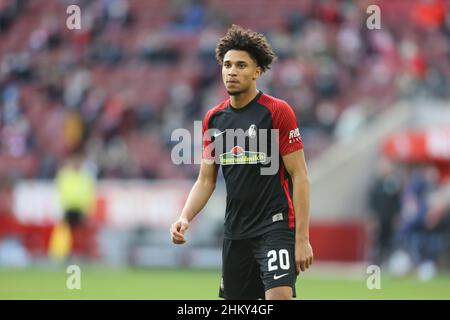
[88,33,124,66]
[103,0,132,27]
[63,67,92,108]
[51,152,96,260]
[420,179,450,277]
[389,164,449,280]
[168,0,207,34]
[28,15,62,52]
[398,166,439,239]
[368,158,402,266]
[138,33,181,65]
[425,180,450,231]
[0,0,23,32]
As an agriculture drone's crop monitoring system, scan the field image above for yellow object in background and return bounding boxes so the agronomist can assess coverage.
[56,165,96,215]
[63,111,84,152]
[48,222,72,260]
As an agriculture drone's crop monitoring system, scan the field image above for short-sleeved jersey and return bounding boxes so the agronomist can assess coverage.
[202,91,304,239]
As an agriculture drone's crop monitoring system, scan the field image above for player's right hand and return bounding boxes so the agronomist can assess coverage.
[170,218,189,244]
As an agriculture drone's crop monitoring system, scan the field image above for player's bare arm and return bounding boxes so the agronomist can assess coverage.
[170,160,219,244]
[282,149,313,273]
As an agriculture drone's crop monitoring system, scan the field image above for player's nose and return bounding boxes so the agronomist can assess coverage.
[228,65,238,76]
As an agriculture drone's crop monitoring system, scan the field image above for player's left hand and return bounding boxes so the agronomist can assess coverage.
[295,239,313,273]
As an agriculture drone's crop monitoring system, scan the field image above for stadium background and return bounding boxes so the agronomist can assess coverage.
[1,0,450,299]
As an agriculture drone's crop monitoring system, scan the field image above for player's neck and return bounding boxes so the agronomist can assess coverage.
[229,88,259,109]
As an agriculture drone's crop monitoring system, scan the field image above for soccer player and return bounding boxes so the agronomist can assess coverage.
[170,24,313,300]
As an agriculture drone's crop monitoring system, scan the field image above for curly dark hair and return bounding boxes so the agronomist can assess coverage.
[215,24,277,73]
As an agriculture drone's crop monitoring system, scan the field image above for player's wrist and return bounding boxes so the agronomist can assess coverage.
[295,234,310,242]
[179,213,194,224]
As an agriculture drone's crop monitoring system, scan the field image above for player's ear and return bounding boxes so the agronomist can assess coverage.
[253,66,262,80]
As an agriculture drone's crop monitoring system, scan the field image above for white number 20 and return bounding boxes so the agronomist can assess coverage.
[267,249,290,271]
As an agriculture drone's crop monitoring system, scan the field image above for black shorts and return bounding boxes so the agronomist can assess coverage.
[219,228,297,300]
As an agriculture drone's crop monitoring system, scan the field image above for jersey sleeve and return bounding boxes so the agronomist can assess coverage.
[202,110,215,161]
[273,102,304,156]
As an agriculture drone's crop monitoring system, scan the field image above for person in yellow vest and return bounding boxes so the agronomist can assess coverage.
[49,152,96,261]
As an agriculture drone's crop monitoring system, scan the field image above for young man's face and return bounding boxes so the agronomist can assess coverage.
[222,50,261,96]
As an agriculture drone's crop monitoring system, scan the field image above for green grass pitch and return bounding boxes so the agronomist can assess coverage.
[1,266,449,299]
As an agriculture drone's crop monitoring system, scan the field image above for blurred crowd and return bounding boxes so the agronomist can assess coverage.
[368,159,450,280]
[1,0,450,183]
